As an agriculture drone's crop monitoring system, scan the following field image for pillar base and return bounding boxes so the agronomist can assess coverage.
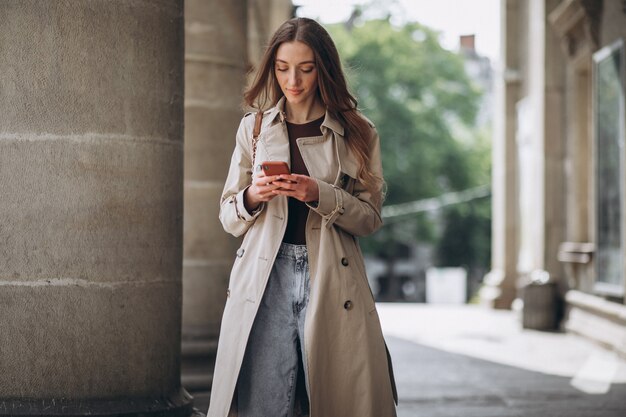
[480,269,518,309]
[0,388,194,417]
[181,336,218,392]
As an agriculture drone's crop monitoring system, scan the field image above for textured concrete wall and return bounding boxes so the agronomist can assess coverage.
[183,0,248,340]
[600,0,626,48]
[248,0,293,69]
[0,0,187,411]
[181,1,294,399]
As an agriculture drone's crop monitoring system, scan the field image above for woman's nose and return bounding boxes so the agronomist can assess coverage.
[288,70,300,86]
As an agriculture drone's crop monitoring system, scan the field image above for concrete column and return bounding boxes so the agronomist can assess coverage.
[248,0,294,67]
[548,0,600,295]
[0,1,189,416]
[542,0,566,282]
[514,0,565,280]
[181,1,293,402]
[508,0,565,316]
[563,64,590,244]
[182,0,248,394]
[482,0,521,309]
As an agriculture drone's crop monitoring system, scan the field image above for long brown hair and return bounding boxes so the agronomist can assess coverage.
[244,17,381,193]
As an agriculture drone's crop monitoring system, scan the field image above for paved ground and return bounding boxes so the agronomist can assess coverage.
[379,304,626,417]
[191,304,626,416]
[389,335,626,416]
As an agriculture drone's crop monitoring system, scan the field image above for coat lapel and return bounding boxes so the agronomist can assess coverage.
[256,122,290,169]
[260,96,360,183]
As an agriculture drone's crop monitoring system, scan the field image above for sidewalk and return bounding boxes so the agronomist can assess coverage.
[378,303,626,417]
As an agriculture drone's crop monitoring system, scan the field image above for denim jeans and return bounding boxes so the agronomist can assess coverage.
[237,242,311,417]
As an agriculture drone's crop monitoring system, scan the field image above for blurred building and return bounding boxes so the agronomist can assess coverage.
[365,241,433,302]
[459,34,495,129]
[484,0,626,357]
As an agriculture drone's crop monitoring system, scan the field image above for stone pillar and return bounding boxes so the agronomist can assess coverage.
[549,0,597,255]
[248,0,294,67]
[0,1,189,416]
[481,0,521,309]
[181,1,293,402]
[507,0,565,316]
[514,0,565,281]
[181,0,248,395]
[541,0,566,283]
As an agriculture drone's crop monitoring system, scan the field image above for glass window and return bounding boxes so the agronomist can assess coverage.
[593,39,625,296]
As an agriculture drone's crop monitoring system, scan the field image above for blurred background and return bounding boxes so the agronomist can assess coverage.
[2,0,626,416]
[296,0,496,305]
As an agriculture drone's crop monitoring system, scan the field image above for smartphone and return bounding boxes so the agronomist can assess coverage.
[260,161,290,176]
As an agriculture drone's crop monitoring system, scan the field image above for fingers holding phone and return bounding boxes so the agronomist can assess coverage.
[245,161,305,211]
[249,171,281,199]
[244,169,281,212]
[272,173,320,203]
[244,161,290,209]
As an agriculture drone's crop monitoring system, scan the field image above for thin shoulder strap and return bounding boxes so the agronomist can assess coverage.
[251,110,263,165]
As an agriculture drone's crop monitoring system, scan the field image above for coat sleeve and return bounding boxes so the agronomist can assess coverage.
[219,115,266,237]
[306,125,384,237]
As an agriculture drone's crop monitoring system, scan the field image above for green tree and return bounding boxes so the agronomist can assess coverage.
[328,18,482,204]
[327,17,491,299]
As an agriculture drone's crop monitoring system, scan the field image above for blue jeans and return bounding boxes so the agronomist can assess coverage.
[237,242,311,417]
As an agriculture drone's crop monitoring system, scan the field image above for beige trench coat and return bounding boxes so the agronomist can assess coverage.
[207,96,398,417]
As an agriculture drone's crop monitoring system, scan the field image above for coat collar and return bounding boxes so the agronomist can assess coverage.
[264,96,345,136]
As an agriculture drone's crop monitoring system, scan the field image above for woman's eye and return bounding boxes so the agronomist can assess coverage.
[276,68,288,72]
[301,68,313,73]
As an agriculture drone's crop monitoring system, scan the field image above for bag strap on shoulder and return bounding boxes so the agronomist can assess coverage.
[251,110,263,166]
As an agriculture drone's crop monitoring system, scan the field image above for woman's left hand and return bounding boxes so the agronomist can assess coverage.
[271,174,319,203]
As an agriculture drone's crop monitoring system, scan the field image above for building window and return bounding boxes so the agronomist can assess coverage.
[593,38,625,297]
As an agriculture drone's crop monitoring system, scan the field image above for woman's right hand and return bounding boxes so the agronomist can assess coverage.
[243,171,281,212]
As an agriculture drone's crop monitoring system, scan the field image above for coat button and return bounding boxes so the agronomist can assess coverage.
[236,248,245,257]
[226,289,230,298]
[344,300,353,310]
[341,257,349,266]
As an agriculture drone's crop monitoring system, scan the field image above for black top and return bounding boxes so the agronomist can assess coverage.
[282,115,324,244]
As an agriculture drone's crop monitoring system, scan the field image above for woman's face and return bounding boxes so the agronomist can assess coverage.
[274,41,318,106]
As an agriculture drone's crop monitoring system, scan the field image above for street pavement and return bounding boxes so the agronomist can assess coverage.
[191,303,626,416]
[379,303,626,417]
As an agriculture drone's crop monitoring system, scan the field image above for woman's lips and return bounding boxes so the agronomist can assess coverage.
[287,89,303,95]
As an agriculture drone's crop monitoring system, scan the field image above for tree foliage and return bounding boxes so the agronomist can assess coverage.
[327,17,491,269]
[328,19,482,202]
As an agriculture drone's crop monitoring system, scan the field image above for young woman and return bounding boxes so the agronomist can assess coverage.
[207,17,398,417]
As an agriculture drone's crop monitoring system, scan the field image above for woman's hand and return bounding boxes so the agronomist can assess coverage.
[271,174,319,203]
[244,171,281,212]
